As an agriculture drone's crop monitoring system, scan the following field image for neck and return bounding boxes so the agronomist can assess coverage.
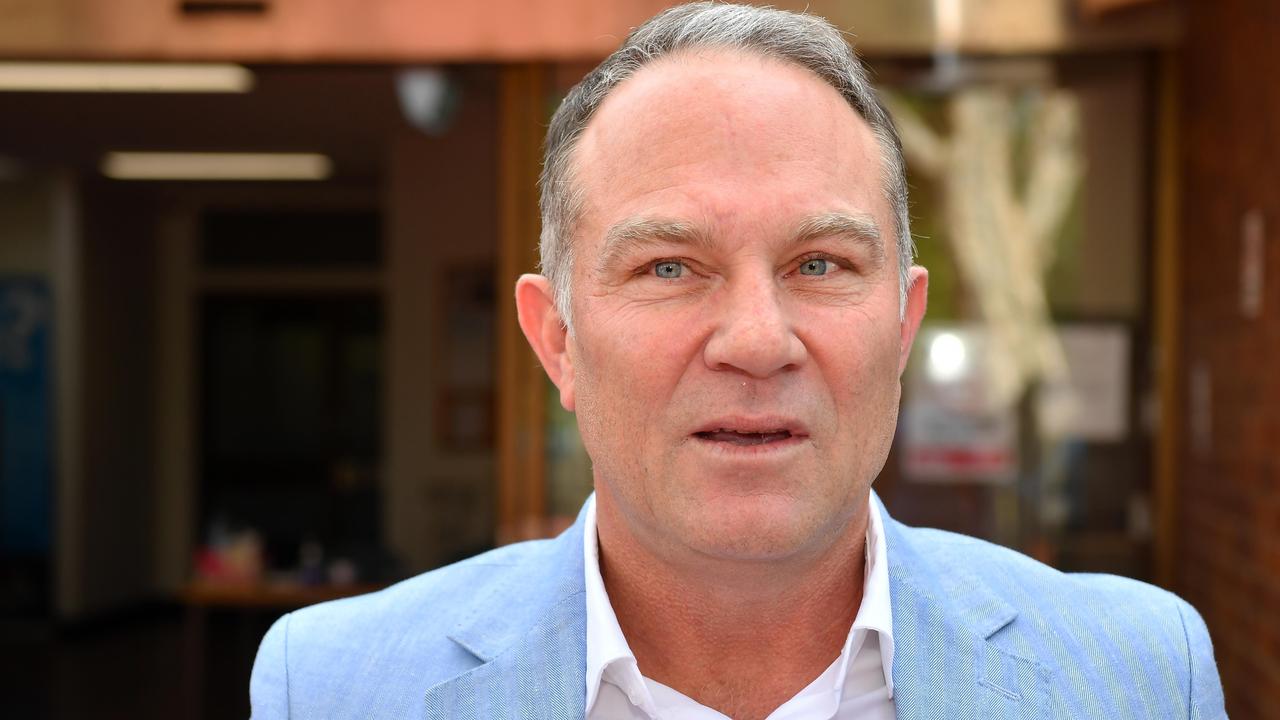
[595,496,869,720]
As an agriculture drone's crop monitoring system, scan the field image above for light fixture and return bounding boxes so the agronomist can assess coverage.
[395,66,458,135]
[101,152,332,181]
[0,63,253,93]
[927,331,968,383]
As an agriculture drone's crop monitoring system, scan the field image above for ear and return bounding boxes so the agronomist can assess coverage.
[897,266,929,376]
[515,273,576,411]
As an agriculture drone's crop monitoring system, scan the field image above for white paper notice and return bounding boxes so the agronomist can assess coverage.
[903,326,1019,484]
[1038,325,1130,442]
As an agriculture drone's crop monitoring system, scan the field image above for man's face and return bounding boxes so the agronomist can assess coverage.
[525,50,927,564]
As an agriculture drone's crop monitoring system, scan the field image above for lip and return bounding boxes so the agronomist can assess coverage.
[691,415,810,437]
[689,416,811,456]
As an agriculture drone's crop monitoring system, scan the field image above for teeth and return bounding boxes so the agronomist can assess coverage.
[697,428,793,445]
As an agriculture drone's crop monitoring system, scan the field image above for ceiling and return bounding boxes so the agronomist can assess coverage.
[0,65,452,184]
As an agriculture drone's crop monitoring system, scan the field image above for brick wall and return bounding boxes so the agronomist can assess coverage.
[1178,1,1280,717]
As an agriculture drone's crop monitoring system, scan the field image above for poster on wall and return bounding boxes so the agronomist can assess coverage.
[0,277,53,553]
[1037,324,1131,443]
[901,325,1019,484]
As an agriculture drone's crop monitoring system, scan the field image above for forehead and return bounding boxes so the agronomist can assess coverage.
[571,49,887,242]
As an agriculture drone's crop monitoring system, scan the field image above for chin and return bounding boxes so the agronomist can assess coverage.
[676,494,832,562]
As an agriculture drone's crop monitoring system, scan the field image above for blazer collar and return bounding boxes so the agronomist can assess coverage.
[881,501,1049,719]
[425,495,1050,720]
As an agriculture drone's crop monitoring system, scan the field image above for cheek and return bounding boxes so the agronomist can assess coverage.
[816,316,905,431]
[571,315,697,448]
[577,300,708,387]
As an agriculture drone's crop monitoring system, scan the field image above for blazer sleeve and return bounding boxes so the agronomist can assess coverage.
[1177,599,1227,720]
[250,612,293,720]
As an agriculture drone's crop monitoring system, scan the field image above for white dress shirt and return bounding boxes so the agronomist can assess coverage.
[583,495,896,720]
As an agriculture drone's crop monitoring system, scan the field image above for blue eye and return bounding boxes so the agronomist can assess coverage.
[799,258,829,276]
[654,261,684,279]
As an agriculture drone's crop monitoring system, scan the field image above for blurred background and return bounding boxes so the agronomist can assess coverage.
[0,0,1274,718]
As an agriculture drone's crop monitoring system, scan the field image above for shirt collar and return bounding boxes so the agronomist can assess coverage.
[582,492,896,715]
[857,491,896,696]
[583,494,659,715]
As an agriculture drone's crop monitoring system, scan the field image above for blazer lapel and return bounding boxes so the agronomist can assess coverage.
[422,495,1051,719]
[424,590,587,719]
[882,508,1049,720]
[423,508,590,720]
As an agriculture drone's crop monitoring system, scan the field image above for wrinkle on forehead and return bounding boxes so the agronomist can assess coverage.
[572,48,880,200]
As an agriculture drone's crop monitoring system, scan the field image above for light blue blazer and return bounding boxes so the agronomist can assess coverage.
[250,496,1226,719]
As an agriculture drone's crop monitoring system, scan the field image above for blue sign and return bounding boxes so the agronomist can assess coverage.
[0,277,52,553]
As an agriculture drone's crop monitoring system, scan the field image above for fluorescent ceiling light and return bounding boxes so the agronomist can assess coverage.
[102,152,332,181]
[0,63,253,93]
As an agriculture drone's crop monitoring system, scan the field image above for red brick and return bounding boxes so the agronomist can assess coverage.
[1178,1,1280,717]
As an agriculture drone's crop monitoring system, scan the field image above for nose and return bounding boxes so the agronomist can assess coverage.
[702,277,806,378]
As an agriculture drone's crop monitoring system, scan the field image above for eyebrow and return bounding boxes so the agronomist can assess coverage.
[792,212,885,266]
[594,211,885,273]
[595,218,714,274]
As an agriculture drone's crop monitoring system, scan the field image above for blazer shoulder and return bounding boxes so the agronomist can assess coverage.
[282,535,566,653]
[898,523,1178,608]
[891,521,1225,717]
[892,522,1207,654]
[250,536,573,719]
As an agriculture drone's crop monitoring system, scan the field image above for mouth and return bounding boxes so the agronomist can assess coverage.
[693,428,796,446]
[691,418,808,448]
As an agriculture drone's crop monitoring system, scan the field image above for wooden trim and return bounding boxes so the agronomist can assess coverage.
[154,205,198,595]
[179,580,384,608]
[51,171,84,618]
[1152,51,1181,589]
[1077,0,1163,18]
[0,1,1179,63]
[495,63,549,545]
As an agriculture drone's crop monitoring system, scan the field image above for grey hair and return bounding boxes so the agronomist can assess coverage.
[538,1,915,330]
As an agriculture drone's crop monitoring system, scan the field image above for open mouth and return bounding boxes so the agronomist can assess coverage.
[693,428,795,446]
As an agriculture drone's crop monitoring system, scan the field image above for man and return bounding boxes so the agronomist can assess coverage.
[251,3,1226,718]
